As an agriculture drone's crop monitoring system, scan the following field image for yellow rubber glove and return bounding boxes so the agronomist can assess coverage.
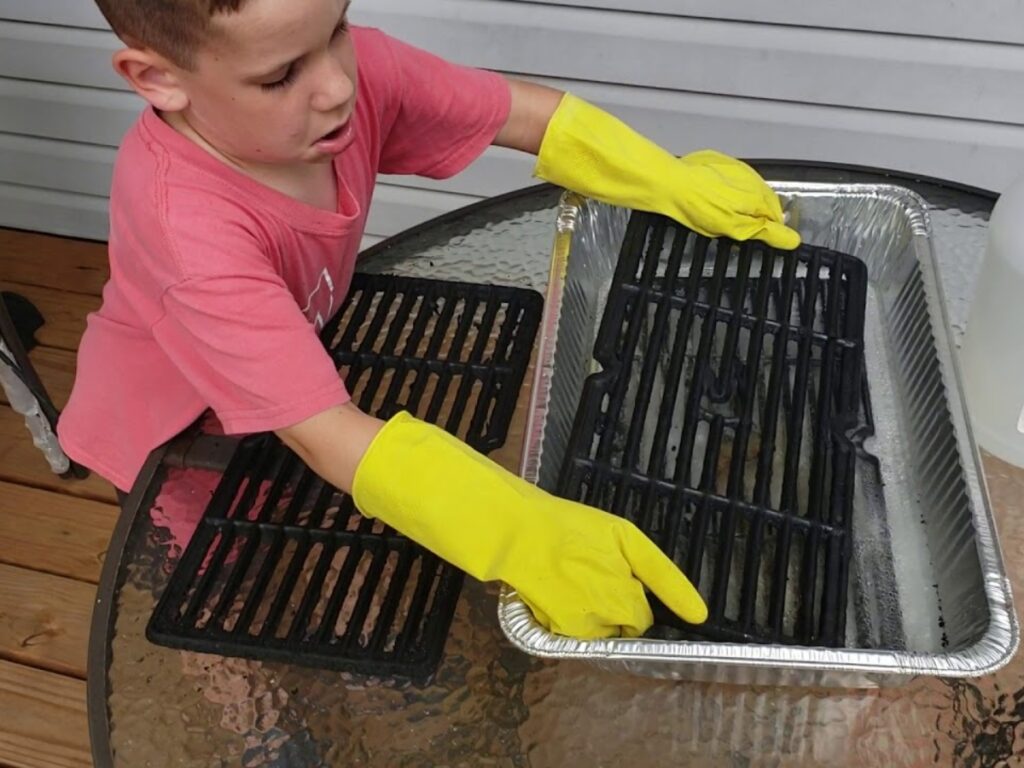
[352,412,707,638]
[534,93,800,250]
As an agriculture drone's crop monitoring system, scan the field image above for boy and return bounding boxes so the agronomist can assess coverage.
[60,0,799,639]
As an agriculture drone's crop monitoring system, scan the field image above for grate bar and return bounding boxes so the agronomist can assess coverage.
[613,285,859,348]
[766,251,823,639]
[708,242,756,622]
[180,526,237,628]
[313,538,368,646]
[285,539,338,644]
[615,222,688,526]
[208,451,301,628]
[426,295,480,426]
[797,262,845,641]
[391,552,443,659]
[736,248,780,634]
[365,544,418,655]
[338,544,393,651]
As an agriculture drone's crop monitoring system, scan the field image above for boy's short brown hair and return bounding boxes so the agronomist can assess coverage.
[95,0,248,69]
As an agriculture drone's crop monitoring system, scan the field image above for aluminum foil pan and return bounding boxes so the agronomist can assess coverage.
[498,184,1019,687]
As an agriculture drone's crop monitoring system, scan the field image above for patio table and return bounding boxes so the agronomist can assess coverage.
[88,164,1024,767]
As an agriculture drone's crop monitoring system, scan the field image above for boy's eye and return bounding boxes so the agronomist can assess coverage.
[261,65,296,91]
[259,16,347,91]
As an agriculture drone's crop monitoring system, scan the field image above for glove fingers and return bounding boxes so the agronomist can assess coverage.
[619,523,708,625]
[520,593,554,633]
[686,151,786,225]
[679,148,724,164]
[720,214,801,251]
[618,579,655,637]
[757,220,802,250]
[732,176,784,223]
[521,580,653,639]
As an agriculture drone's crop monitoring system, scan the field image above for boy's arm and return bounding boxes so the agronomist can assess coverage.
[276,403,707,640]
[277,402,383,494]
[494,78,800,250]
[492,79,565,154]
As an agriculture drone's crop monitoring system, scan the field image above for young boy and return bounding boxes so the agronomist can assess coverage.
[60,0,799,640]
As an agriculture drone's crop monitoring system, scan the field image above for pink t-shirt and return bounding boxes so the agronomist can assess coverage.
[58,27,511,491]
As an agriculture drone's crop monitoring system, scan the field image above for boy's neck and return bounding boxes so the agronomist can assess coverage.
[159,110,339,213]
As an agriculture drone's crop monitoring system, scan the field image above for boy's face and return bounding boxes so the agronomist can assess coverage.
[174,0,357,166]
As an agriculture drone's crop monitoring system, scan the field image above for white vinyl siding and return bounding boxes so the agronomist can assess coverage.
[1,0,1022,242]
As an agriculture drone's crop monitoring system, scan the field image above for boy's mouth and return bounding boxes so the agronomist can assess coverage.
[313,120,355,154]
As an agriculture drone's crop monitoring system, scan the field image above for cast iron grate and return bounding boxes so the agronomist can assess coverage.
[557,212,870,647]
[147,274,543,679]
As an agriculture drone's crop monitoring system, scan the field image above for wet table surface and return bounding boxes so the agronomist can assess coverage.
[90,168,1024,767]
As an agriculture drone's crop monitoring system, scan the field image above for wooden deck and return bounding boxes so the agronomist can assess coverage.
[1,227,119,768]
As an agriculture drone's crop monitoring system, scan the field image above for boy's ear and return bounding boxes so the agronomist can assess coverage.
[112,47,190,112]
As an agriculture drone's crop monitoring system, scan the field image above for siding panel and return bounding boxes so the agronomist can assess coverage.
[0,1,107,28]
[0,20,120,90]
[496,0,1024,46]
[356,0,1024,124]
[4,0,1023,45]
[4,76,1023,196]
[4,7,1023,123]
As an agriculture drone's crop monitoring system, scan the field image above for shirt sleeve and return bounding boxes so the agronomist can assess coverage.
[358,28,512,179]
[152,261,350,436]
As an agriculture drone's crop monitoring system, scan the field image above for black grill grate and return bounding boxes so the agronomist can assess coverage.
[557,212,869,647]
[147,274,543,679]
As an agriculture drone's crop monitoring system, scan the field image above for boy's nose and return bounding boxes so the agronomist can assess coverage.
[311,55,354,112]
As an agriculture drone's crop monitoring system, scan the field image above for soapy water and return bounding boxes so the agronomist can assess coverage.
[858,285,944,652]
